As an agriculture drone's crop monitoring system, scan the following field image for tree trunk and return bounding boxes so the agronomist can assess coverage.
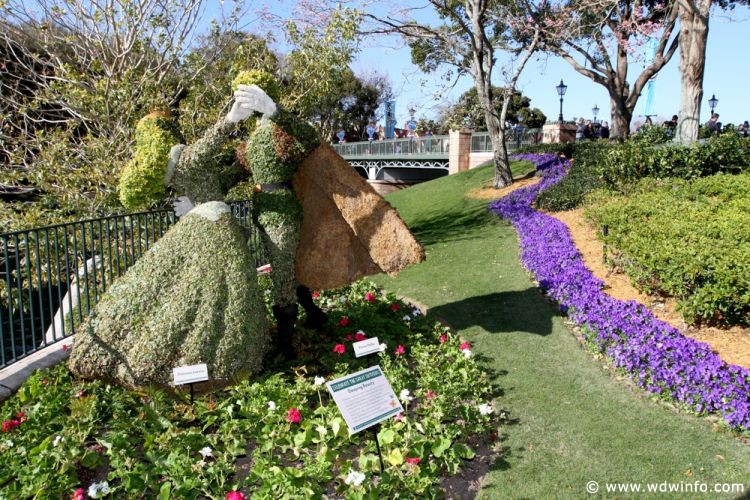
[675,0,711,143]
[609,95,633,140]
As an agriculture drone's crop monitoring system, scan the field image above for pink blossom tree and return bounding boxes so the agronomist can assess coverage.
[532,0,680,139]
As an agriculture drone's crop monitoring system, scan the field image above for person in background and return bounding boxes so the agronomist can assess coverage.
[706,113,721,135]
[739,121,749,137]
[598,121,610,139]
[575,118,586,141]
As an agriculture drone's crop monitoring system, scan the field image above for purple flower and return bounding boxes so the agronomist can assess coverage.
[488,153,750,431]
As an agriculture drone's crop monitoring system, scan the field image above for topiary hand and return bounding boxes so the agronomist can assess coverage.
[226,84,278,124]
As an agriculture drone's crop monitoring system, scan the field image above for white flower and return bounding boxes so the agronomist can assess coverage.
[53,435,63,447]
[402,315,411,322]
[399,389,413,403]
[463,349,474,359]
[314,376,326,386]
[197,459,207,468]
[379,342,387,352]
[268,401,277,411]
[88,481,110,499]
[478,403,494,416]
[3,440,13,448]
[199,446,213,459]
[412,308,422,316]
[344,469,366,487]
[339,296,348,303]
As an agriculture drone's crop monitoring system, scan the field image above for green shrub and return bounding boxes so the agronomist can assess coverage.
[533,142,614,212]
[631,124,671,146]
[599,134,750,191]
[118,113,183,211]
[585,173,750,326]
[232,69,282,103]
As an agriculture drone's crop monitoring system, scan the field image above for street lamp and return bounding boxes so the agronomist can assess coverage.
[592,104,600,124]
[556,79,568,122]
[708,94,718,114]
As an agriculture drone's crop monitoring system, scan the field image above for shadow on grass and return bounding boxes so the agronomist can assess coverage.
[427,288,557,337]
[406,206,507,247]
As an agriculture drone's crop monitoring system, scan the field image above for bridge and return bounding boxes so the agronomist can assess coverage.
[331,130,541,185]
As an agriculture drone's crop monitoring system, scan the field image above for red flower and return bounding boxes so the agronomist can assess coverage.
[345,334,353,341]
[354,332,367,341]
[312,291,320,299]
[71,488,85,500]
[364,292,376,302]
[338,316,350,327]
[16,411,26,422]
[425,390,436,399]
[395,345,406,356]
[333,344,346,355]
[390,303,400,311]
[285,407,301,424]
[226,491,245,500]
[439,334,448,344]
[406,457,421,465]
[41,379,49,385]
[459,342,472,351]
[1,421,13,432]
[61,344,70,352]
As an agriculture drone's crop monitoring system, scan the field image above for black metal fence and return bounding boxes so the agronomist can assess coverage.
[0,202,265,370]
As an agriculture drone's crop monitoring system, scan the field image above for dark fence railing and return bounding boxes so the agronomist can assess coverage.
[1,201,265,370]
[470,129,542,152]
[333,136,450,157]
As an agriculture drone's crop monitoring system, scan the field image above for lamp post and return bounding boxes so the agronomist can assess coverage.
[592,104,599,124]
[708,94,718,114]
[556,79,567,122]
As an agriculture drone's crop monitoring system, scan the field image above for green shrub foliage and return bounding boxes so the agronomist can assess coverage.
[533,142,614,212]
[118,114,183,211]
[232,69,282,103]
[68,203,270,386]
[585,174,750,326]
[600,134,750,191]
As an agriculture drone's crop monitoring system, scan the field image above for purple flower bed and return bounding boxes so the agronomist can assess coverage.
[489,153,750,431]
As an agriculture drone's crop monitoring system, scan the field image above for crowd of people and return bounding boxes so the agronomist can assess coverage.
[575,118,610,140]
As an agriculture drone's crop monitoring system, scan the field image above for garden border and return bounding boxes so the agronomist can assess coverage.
[489,153,749,431]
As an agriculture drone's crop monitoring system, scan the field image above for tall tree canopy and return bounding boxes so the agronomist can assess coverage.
[439,86,547,131]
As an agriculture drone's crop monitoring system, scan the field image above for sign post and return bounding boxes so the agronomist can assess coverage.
[173,363,209,404]
[326,366,404,471]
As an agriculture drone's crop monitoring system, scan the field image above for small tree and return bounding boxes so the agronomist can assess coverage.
[439,86,547,131]
[367,0,541,188]
[534,0,680,140]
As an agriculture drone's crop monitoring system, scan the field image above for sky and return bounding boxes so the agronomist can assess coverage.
[349,3,750,129]
[230,1,750,129]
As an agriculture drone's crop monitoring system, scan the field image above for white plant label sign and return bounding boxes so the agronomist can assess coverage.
[326,365,403,434]
[173,363,209,385]
[352,337,381,358]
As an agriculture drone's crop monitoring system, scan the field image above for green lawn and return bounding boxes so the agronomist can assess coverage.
[372,164,750,499]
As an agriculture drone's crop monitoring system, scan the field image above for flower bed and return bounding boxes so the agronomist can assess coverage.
[489,153,750,432]
[0,280,498,498]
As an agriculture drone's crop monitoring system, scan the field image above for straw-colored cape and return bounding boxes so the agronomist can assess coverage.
[292,143,425,290]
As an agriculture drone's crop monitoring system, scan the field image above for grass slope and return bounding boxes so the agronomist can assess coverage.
[373,164,750,499]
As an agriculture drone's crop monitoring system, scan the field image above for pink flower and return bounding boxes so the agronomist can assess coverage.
[61,344,70,352]
[390,303,400,311]
[16,411,26,422]
[425,390,436,399]
[1,421,14,432]
[394,412,405,422]
[364,292,376,302]
[395,345,406,356]
[226,491,245,500]
[71,488,85,500]
[406,457,421,465]
[354,332,367,341]
[459,342,472,351]
[345,334,353,341]
[338,316,350,327]
[312,291,320,299]
[333,343,346,355]
[439,334,448,344]
[285,407,301,424]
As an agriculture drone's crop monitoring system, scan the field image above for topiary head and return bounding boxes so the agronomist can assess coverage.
[232,70,281,104]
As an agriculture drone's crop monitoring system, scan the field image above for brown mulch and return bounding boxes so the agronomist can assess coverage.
[467,183,750,369]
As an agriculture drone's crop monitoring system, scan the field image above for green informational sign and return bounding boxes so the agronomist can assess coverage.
[326,365,404,434]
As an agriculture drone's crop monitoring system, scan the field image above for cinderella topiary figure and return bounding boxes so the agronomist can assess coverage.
[169,71,328,359]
